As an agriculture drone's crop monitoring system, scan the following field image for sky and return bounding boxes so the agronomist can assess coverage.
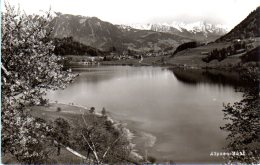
[2,0,260,30]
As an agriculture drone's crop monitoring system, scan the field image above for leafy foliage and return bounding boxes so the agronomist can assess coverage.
[101,107,107,116]
[53,37,104,56]
[2,113,55,163]
[1,3,75,163]
[221,67,260,163]
[172,41,199,55]
[202,41,246,63]
[71,113,132,164]
[52,118,71,155]
[240,46,260,63]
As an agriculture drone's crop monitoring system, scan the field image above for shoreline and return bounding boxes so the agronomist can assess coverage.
[69,56,259,73]
[29,102,144,161]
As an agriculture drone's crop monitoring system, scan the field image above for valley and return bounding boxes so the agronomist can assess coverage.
[2,1,260,164]
[54,7,260,73]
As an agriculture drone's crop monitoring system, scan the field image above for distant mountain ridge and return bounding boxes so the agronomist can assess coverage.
[51,14,191,52]
[217,6,260,41]
[163,6,260,69]
[51,14,123,51]
[126,21,228,41]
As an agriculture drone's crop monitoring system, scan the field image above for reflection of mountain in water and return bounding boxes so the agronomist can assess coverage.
[170,68,250,88]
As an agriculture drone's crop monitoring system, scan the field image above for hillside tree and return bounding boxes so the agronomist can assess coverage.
[221,67,260,163]
[1,3,76,163]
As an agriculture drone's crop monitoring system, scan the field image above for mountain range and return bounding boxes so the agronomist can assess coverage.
[51,14,229,53]
[51,6,260,54]
[51,14,191,53]
[125,21,228,41]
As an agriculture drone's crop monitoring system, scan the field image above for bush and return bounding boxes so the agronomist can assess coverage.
[39,98,49,106]
[56,107,61,112]
[101,107,107,116]
[173,41,199,55]
[147,156,157,163]
[71,113,133,164]
[202,42,247,63]
[89,107,95,113]
[52,118,71,155]
[221,68,259,163]
[241,46,260,63]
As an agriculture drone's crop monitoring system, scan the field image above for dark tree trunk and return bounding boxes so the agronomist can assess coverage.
[57,144,61,156]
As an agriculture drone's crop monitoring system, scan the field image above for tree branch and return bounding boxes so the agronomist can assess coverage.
[102,135,122,159]
[1,64,10,76]
[81,132,100,164]
[53,140,87,160]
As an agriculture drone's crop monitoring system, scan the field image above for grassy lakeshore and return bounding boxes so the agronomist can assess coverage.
[99,40,260,70]
[33,103,144,162]
[2,103,144,164]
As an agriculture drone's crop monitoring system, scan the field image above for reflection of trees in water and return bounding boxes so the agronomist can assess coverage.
[221,67,260,163]
[170,68,249,87]
[171,67,259,163]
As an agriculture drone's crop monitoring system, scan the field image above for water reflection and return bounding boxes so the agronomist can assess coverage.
[170,68,249,88]
[220,69,259,163]
[72,66,176,86]
[47,66,243,163]
[171,67,259,163]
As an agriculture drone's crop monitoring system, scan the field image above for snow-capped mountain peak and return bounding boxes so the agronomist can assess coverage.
[125,21,228,41]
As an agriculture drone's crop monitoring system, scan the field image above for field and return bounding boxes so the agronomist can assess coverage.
[101,38,260,69]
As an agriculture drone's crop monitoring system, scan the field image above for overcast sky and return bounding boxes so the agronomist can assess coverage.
[3,0,260,30]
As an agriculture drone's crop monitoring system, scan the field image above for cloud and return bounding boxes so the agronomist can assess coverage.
[4,0,260,29]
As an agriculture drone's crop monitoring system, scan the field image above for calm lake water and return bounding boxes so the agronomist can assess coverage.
[47,66,243,163]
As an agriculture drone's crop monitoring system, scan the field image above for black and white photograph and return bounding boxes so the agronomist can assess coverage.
[1,0,260,164]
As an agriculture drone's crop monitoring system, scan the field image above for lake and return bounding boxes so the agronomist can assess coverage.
[47,66,243,163]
